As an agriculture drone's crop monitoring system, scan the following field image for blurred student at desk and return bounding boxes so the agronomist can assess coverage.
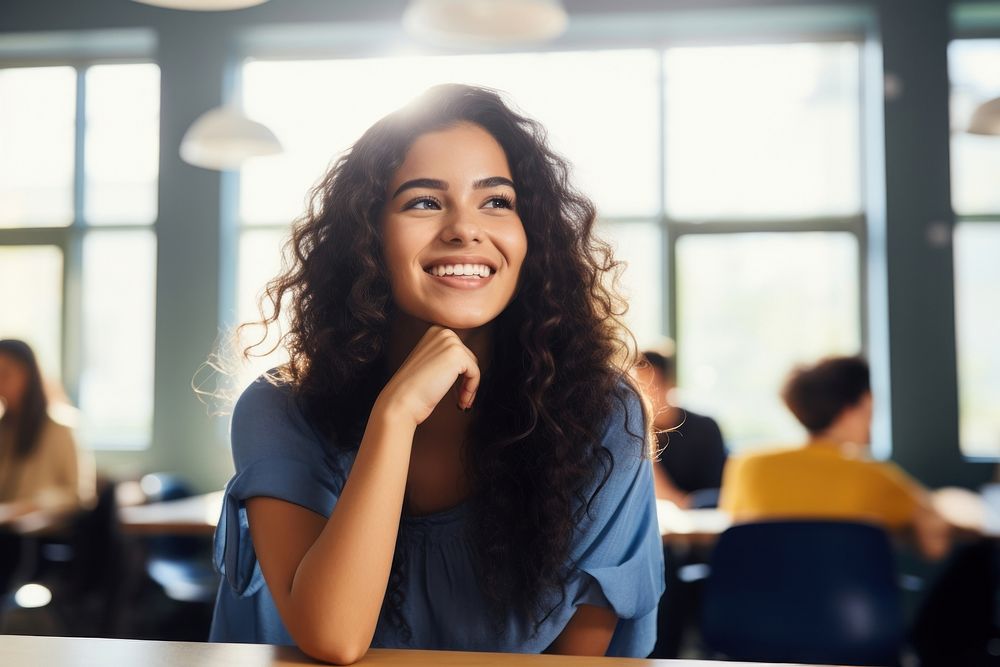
[634,349,727,509]
[719,355,950,560]
[0,339,95,591]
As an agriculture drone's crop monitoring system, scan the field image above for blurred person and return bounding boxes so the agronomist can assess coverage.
[0,339,94,515]
[634,349,727,508]
[0,338,96,596]
[634,348,727,659]
[719,355,949,560]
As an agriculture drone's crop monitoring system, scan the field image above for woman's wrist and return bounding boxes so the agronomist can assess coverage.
[370,391,420,433]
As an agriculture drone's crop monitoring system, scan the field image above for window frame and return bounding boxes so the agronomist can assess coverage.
[0,54,159,450]
[948,33,1000,461]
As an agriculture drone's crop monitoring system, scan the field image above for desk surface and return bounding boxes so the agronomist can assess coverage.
[116,486,998,542]
[0,635,828,666]
[116,493,728,542]
[118,491,222,536]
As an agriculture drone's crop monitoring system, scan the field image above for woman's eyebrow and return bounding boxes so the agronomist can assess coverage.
[392,178,448,199]
[473,176,515,190]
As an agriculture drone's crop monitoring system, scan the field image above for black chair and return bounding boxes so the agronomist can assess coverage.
[140,473,218,604]
[700,520,904,666]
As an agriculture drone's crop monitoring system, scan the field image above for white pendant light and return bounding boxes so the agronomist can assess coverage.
[968,97,1000,136]
[403,0,568,47]
[131,0,269,10]
[180,106,282,171]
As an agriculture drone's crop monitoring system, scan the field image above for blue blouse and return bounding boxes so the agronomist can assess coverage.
[208,376,664,657]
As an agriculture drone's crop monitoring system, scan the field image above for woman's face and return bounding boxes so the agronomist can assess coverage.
[381,122,528,331]
[0,353,28,414]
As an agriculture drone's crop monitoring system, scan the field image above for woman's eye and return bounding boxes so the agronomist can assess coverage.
[484,195,514,209]
[405,196,441,211]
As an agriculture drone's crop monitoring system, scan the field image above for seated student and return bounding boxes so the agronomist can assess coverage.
[0,338,96,594]
[0,339,94,516]
[719,355,949,560]
[634,349,727,508]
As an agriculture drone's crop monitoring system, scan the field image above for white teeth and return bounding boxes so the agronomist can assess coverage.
[427,263,493,278]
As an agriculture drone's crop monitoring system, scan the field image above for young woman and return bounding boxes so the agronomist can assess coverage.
[0,339,92,515]
[0,339,95,594]
[209,84,664,663]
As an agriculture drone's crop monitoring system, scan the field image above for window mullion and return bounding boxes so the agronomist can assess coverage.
[63,65,87,406]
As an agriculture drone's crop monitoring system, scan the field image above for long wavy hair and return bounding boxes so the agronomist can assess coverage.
[242,84,647,634]
[0,339,49,461]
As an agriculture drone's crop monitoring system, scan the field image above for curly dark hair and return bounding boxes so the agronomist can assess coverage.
[242,84,647,635]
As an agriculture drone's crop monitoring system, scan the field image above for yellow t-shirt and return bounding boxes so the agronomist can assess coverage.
[719,444,922,528]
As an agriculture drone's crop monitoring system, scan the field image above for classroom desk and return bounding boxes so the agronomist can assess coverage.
[655,502,730,547]
[0,634,834,666]
[118,491,222,536]
[118,493,728,543]
[116,487,999,543]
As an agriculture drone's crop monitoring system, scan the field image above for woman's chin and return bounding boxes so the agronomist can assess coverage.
[431,318,493,332]
[425,310,499,332]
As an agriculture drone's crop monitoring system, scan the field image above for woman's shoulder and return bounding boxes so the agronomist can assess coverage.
[233,371,296,419]
[230,371,335,469]
[596,378,648,469]
[38,407,79,449]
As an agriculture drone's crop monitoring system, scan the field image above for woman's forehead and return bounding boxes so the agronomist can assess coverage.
[390,123,512,185]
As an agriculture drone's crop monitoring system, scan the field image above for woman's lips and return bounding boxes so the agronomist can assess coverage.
[426,272,495,290]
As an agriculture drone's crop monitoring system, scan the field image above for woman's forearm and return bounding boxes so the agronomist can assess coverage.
[286,400,415,663]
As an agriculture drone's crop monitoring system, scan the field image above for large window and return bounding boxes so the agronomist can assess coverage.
[0,62,159,449]
[236,40,864,450]
[667,42,864,449]
[950,38,1000,459]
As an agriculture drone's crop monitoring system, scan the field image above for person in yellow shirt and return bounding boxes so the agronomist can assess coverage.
[719,356,949,559]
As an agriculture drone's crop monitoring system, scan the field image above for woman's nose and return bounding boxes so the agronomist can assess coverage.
[440,209,483,245]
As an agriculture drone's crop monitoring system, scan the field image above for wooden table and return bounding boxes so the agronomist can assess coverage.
[116,494,730,542]
[116,487,999,543]
[931,486,1000,538]
[655,488,1000,546]
[118,491,223,536]
[0,634,832,666]
[656,501,730,546]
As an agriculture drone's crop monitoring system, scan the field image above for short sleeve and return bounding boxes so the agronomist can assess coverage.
[213,376,344,598]
[872,462,922,527]
[718,455,746,516]
[564,385,665,656]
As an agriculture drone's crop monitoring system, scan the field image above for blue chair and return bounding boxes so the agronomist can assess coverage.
[700,520,904,666]
[140,473,219,603]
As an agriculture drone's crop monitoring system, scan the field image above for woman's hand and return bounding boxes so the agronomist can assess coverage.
[376,326,481,426]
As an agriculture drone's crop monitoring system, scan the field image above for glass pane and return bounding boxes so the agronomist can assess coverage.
[676,232,861,450]
[949,39,1000,215]
[240,50,659,225]
[84,63,160,225]
[665,42,861,219]
[235,229,291,390]
[954,223,1000,458]
[0,246,63,380]
[596,220,663,349]
[0,67,76,228]
[79,231,156,449]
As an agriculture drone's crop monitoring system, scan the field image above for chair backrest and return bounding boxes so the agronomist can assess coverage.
[701,520,903,666]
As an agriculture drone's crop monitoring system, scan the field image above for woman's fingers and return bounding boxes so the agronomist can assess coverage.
[456,347,481,410]
[382,326,482,423]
